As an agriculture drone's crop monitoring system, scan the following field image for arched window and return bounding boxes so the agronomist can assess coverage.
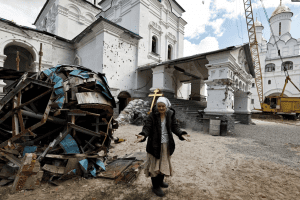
[152,36,157,54]
[268,80,271,84]
[282,61,293,71]
[265,63,275,72]
[168,45,172,60]
[279,22,281,36]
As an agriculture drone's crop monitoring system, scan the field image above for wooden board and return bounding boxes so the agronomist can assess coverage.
[76,92,112,106]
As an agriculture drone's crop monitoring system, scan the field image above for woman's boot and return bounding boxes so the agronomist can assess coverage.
[151,176,165,197]
[158,174,169,188]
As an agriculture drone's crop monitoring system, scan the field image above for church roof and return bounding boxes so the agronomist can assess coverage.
[99,0,185,12]
[72,16,142,43]
[0,17,71,43]
[33,0,101,25]
[271,2,293,18]
[254,19,262,27]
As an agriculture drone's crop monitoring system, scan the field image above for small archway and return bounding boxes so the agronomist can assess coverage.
[3,45,35,87]
[117,91,131,114]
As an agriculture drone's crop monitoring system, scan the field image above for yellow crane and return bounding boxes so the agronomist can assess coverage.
[243,0,300,118]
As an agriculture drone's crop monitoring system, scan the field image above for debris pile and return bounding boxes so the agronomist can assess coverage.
[116,99,150,126]
[0,65,133,191]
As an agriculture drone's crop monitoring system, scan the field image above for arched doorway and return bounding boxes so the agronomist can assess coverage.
[117,91,131,114]
[3,45,35,87]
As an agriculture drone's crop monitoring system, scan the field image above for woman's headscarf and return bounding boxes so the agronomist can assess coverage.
[156,97,171,108]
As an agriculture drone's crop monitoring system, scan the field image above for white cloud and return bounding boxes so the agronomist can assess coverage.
[184,36,219,57]
[208,18,225,37]
[0,0,45,28]
[177,0,214,38]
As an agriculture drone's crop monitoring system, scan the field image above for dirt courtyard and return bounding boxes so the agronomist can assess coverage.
[1,119,300,200]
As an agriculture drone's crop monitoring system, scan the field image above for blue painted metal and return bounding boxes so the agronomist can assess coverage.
[22,146,37,157]
[55,96,65,108]
[102,91,112,99]
[79,159,88,173]
[60,134,80,154]
[51,74,62,83]
[96,80,107,91]
[70,70,82,76]
[70,70,89,79]
[96,159,106,171]
[54,80,64,95]
[90,167,96,177]
[103,76,108,84]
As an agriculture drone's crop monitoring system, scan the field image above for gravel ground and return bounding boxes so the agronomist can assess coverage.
[228,119,300,170]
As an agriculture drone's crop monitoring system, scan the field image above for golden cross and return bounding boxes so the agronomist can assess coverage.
[148,89,163,114]
[16,51,20,71]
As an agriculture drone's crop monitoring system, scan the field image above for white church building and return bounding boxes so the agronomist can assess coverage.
[0,0,256,123]
[251,2,300,111]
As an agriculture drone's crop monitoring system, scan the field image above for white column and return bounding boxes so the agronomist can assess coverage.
[200,79,206,101]
[150,65,175,94]
[234,90,252,114]
[204,79,234,115]
[0,55,7,92]
[190,79,200,100]
[0,55,7,68]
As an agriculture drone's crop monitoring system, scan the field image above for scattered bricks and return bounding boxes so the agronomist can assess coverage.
[12,153,43,192]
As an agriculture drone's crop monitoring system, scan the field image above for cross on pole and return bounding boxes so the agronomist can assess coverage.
[148,89,163,114]
[39,43,43,72]
[16,51,20,71]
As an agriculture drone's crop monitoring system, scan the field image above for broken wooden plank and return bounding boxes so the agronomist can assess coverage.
[45,154,104,159]
[75,92,112,106]
[0,151,22,167]
[68,123,106,137]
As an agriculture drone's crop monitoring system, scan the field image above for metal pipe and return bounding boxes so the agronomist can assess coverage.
[21,110,66,125]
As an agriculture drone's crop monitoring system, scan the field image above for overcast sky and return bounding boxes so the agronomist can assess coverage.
[0,0,300,57]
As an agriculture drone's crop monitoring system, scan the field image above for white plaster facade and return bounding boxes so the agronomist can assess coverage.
[0,0,186,101]
[34,0,101,40]
[251,2,300,111]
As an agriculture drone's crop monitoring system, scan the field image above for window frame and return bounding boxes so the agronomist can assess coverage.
[167,44,172,60]
[151,36,158,55]
[265,63,275,72]
[281,61,293,71]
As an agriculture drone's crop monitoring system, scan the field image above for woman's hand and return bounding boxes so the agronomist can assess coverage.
[181,132,191,142]
[134,135,145,143]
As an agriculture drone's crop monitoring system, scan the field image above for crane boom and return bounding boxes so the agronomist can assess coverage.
[243,0,264,106]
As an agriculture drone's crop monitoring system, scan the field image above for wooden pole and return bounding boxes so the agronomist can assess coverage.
[38,43,43,72]
[16,51,20,71]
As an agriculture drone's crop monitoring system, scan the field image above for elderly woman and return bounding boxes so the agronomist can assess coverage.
[136,97,189,197]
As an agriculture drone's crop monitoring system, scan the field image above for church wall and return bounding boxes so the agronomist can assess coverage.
[0,21,75,72]
[52,40,76,66]
[35,0,99,40]
[102,31,138,93]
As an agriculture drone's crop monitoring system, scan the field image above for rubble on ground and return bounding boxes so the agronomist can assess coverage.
[0,65,146,192]
[115,99,151,126]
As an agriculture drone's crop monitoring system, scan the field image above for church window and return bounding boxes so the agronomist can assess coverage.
[265,63,275,72]
[278,50,280,56]
[152,36,158,54]
[268,80,271,84]
[281,61,293,71]
[252,83,255,88]
[168,45,172,60]
[279,22,281,36]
